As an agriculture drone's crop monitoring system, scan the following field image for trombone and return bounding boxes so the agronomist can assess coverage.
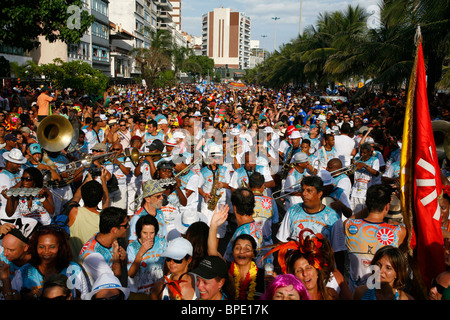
[328,158,363,177]
[126,147,171,165]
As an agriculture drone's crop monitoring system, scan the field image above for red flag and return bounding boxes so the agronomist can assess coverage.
[410,40,445,289]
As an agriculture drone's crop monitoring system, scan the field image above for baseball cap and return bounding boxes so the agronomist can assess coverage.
[290,131,301,139]
[92,143,107,152]
[191,256,228,280]
[293,152,308,163]
[5,133,17,142]
[161,237,193,260]
[82,273,130,300]
[263,126,274,134]
[148,139,164,151]
[29,143,42,155]
[318,170,334,186]
[230,128,240,136]
[157,160,175,170]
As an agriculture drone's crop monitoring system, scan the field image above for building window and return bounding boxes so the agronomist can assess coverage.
[92,0,108,16]
[68,41,90,60]
[92,21,109,40]
[136,2,144,16]
[92,45,109,62]
[136,20,144,34]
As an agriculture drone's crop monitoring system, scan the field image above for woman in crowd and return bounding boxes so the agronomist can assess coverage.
[191,255,235,301]
[150,237,198,300]
[11,224,89,299]
[353,245,414,300]
[260,273,310,300]
[207,204,265,300]
[2,166,54,226]
[127,214,165,298]
[184,221,210,270]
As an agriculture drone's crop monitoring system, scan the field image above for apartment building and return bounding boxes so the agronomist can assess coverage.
[201,7,251,70]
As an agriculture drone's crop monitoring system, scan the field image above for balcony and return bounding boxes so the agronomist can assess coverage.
[154,0,173,11]
[156,21,174,31]
[156,10,172,21]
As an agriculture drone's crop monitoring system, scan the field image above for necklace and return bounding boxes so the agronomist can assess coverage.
[229,261,258,300]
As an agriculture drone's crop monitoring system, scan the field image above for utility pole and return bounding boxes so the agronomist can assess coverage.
[272,17,280,52]
[261,34,267,62]
[299,0,303,36]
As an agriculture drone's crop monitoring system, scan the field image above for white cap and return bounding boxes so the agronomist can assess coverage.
[193,111,202,117]
[158,118,168,125]
[82,273,130,300]
[161,237,193,259]
[263,126,274,134]
[290,131,301,139]
[293,152,308,163]
[230,128,240,136]
[318,170,334,186]
[172,131,185,139]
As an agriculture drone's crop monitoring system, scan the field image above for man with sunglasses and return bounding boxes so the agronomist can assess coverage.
[128,180,167,247]
[79,206,129,286]
[429,271,450,300]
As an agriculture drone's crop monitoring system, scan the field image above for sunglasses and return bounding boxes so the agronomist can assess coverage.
[111,148,122,151]
[432,278,446,295]
[166,257,185,264]
[21,176,33,181]
[93,293,124,300]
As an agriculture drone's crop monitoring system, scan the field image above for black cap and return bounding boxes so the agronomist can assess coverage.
[157,160,175,170]
[191,256,228,280]
[148,139,164,151]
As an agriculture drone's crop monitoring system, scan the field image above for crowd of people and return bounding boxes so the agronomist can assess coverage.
[0,82,449,301]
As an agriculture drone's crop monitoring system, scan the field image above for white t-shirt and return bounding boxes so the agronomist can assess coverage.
[334,134,356,167]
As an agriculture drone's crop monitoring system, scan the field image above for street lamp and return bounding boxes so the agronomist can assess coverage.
[261,34,267,62]
[299,0,303,36]
[272,17,280,52]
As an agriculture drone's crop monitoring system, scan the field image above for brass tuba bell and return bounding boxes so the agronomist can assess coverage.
[37,115,75,152]
[432,120,450,162]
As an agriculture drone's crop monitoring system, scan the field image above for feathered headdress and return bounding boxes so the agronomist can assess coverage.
[262,228,327,274]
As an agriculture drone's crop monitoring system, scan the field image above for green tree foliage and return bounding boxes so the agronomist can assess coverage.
[130,29,177,89]
[1,0,95,51]
[39,58,109,95]
[182,55,215,78]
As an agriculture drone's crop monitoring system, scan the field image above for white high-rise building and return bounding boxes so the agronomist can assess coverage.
[202,7,251,69]
[171,0,181,31]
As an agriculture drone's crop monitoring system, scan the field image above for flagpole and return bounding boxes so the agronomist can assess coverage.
[400,25,421,257]
[400,24,446,299]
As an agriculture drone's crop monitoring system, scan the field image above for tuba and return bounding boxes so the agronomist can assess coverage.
[37,115,74,152]
[37,115,77,186]
[432,120,450,163]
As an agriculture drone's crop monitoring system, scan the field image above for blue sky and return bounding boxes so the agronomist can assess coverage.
[181,0,381,52]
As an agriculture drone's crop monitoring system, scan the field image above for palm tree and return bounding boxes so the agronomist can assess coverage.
[130,29,175,89]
